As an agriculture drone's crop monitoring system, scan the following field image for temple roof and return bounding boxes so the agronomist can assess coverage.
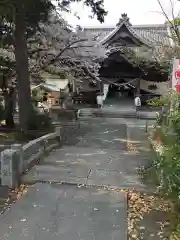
[83,14,171,47]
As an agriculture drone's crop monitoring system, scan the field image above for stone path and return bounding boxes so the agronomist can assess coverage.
[0,184,127,240]
[0,117,151,240]
[23,118,149,190]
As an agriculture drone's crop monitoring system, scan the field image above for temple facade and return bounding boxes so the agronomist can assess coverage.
[83,14,170,97]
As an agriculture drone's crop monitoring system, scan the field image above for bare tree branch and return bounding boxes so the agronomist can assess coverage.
[40,38,88,70]
[157,0,180,44]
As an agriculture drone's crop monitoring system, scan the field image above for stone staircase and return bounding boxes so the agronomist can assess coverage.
[79,108,157,120]
[79,108,137,118]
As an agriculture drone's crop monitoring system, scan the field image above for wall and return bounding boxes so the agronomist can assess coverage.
[140,80,169,95]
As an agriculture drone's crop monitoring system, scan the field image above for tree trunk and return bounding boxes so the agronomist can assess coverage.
[14,1,32,132]
[4,89,15,129]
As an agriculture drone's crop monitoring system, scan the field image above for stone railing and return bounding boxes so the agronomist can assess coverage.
[50,108,79,122]
[0,127,61,188]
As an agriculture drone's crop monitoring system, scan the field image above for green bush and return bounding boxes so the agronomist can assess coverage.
[0,103,5,122]
[144,91,180,238]
[147,96,165,107]
[27,109,53,131]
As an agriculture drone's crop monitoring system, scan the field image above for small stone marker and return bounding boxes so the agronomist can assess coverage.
[1,149,21,188]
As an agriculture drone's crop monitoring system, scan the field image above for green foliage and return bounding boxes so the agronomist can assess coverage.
[0,103,5,122]
[147,95,167,107]
[147,91,175,107]
[1,0,107,132]
[145,91,180,238]
[166,18,180,26]
[58,0,107,23]
[31,89,43,102]
[0,0,107,26]
[27,108,52,131]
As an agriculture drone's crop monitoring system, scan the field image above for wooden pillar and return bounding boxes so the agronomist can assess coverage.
[98,81,103,94]
[72,78,76,93]
[136,78,140,96]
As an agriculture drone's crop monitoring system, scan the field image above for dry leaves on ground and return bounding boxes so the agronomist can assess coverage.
[0,184,28,215]
[127,141,138,152]
[128,191,170,240]
[9,184,28,200]
[6,184,28,204]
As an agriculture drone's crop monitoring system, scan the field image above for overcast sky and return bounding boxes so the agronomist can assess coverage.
[56,0,180,27]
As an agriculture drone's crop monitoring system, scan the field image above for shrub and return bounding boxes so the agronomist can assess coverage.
[27,108,53,131]
[0,103,5,122]
[144,91,180,238]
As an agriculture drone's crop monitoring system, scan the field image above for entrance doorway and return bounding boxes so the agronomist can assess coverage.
[107,82,136,100]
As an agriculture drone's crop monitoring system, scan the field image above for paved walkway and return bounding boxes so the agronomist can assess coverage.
[0,116,151,240]
[23,118,149,189]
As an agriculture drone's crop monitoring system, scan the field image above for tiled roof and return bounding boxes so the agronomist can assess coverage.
[133,25,170,45]
[83,17,170,47]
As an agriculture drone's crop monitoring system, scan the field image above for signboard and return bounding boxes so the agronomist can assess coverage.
[171,58,180,92]
[135,96,141,107]
[103,84,109,100]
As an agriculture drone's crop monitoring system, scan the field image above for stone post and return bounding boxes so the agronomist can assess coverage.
[53,126,61,144]
[1,149,21,188]
[11,144,23,174]
[56,127,61,142]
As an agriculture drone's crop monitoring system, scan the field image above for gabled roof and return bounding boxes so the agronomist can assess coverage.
[83,15,171,47]
[99,14,151,47]
[31,79,68,92]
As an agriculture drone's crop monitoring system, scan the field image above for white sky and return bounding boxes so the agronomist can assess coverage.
[53,0,180,27]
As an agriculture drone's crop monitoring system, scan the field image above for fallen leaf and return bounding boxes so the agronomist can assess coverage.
[20,218,27,222]
[93,208,99,211]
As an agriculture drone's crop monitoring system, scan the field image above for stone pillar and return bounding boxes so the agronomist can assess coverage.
[11,144,23,174]
[1,149,21,188]
[55,127,61,143]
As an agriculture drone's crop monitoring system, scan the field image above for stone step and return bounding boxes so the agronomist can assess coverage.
[79,109,157,120]
[79,110,137,118]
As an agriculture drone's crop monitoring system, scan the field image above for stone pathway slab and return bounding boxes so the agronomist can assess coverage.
[22,147,148,189]
[0,183,127,240]
[87,169,146,190]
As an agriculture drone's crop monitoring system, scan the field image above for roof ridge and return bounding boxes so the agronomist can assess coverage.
[99,15,152,47]
[124,21,152,47]
[83,24,167,30]
[99,18,127,45]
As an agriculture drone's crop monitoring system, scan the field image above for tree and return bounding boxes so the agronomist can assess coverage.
[29,12,106,88]
[157,0,180,45]
[0,0,107,131]
[0,27,17,128]
[150,0,180,61]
